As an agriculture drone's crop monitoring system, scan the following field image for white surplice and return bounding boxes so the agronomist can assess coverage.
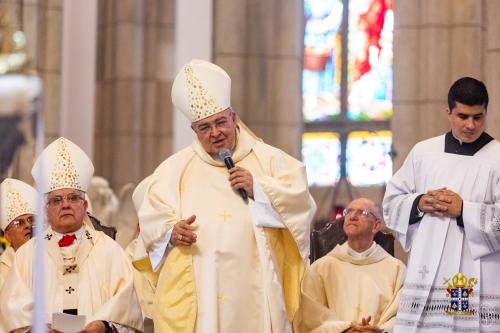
[383,134,500,332]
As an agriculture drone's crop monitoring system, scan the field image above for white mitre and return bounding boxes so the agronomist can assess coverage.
[31,137,94,193]
[0,178,37,230]
[171,59,231,122]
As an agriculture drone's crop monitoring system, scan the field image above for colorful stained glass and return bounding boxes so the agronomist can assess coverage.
[346,131,392,186]
[347,0,393,120]
[302,132,341,186]
[303,0,344,122]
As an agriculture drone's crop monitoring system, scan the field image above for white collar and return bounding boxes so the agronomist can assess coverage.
[346,241,377,259]
[53,224,86,244]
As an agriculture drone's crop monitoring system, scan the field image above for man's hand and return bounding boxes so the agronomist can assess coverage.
[346,316,381,333]
[81,320,105,333]
[418,187,462,218]
[433,189,463,217]
[171,215,197,246]
[228,166,254,199]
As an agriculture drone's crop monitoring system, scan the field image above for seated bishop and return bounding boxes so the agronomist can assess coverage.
[0,137,143,332]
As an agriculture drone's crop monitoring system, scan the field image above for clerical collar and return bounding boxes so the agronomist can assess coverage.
[444,131,493,156]
[346,241,377,259]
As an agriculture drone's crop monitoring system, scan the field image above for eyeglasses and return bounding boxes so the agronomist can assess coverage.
[6,216,34,230]
[342,208,377,219]
[46,194,84,207]
[194,117,232,136]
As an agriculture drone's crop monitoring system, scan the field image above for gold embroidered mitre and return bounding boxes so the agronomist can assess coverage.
[0,178,37,230]
[31,137,94,194]
[171,59,231,122]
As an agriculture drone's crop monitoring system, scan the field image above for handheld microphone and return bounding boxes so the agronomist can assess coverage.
[219,148,248,200]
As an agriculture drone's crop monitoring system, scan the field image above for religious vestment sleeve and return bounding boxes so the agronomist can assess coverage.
[461,188,500,259]
[253,143,316,261]
[383,145,424,251]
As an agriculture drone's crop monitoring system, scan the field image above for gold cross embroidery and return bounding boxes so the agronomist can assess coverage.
[218,292,225,304]
[219,210,231,222]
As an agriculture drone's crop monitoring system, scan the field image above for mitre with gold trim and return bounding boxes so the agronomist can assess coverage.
[31,137,94,194]
[0,178,36,230]
[171,59,231,122]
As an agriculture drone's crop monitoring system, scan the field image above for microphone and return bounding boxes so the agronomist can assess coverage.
[219,148,248,200]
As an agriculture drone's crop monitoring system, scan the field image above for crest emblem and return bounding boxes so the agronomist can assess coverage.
[443,273,478,315]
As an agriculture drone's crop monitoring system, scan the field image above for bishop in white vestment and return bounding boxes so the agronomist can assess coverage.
[0,137,143,332]
[137,60,316,333]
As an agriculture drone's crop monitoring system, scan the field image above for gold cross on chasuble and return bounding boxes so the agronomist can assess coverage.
[219,210,231,222]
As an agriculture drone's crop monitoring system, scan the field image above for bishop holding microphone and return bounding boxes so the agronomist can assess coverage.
[134,59,316,333]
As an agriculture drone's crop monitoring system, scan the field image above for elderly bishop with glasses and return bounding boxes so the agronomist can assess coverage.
[293,198,406,333]
[0,137,143,333]
[135,60,316,333]
[0,178,37,289]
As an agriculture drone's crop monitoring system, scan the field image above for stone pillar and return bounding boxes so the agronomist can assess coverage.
[213,0,304,158]
[392,0,488,170]
[94,0,175,190]
[60,0,97,159]
[485,0,500,139]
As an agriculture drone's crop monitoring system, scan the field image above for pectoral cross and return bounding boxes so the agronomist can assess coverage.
[219,210,231,222]
[419,265,430,279]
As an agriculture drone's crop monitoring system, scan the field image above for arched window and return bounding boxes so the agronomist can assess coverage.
[302,0,393,188]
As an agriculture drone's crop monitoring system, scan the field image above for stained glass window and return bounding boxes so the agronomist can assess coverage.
[347,0,393,120]
[346,131,392,186]
[303,0,344,122]
[302,0,393,187]
[302,132,341,186]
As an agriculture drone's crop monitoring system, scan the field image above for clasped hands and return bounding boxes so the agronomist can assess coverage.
[345,316,381,333]
[418,187,463,218]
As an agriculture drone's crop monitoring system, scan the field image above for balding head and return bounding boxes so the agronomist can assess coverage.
[343,198,382,242]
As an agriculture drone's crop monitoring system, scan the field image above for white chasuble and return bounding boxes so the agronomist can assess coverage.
[138,124,315,333]
[293,242,406,333]
[0,219,143,332]
[383,135,500,332]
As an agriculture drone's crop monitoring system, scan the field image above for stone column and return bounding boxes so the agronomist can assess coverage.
[485,0,500,138]
[213,0,304,158]
[392,0,487,170]
[94,0,175,190]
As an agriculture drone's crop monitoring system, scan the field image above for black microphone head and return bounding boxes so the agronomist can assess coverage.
[219,148,232,160]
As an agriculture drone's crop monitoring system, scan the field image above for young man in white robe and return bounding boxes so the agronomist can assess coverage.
[293,198,406,333]
[0,178,37,288]
[136,59,317,333]
[0,137,143,333]
[383,77,500,332]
